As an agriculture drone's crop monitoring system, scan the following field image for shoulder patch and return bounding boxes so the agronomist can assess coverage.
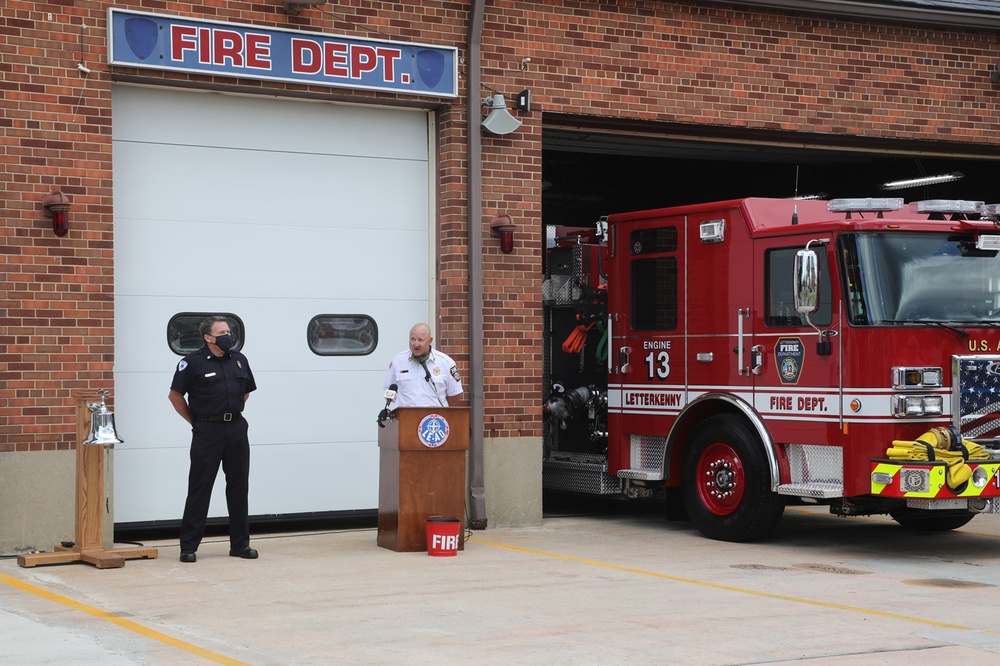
[450,366,461,382]
[177,360,188,372]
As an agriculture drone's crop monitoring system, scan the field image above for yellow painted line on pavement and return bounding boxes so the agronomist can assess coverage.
[0,572,248,665]
[469,537,999,633]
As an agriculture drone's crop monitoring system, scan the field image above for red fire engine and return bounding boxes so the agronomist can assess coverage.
[543,197,1000,541]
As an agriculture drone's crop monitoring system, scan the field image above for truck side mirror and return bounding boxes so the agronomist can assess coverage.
[794,247,831,355]
[793,249,819,314]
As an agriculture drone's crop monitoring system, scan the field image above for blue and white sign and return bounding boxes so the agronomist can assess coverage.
[108,9,458,98]
[417,413,450,449]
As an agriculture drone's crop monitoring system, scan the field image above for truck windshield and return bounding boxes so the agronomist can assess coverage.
[840,232,1000,326]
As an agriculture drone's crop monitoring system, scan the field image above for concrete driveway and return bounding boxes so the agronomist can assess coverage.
[2,502,1000,665]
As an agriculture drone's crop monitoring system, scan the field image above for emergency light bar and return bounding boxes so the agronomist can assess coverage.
[980,204,1000,220]
[828,198,903,213]
[914,200,984,215]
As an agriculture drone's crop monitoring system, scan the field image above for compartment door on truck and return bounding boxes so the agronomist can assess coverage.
[683,208,758,398]
[607,215,688,476]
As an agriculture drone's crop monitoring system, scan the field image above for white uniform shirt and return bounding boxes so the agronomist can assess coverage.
[383,348,463,408]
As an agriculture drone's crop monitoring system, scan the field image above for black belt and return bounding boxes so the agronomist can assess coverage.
[196,413,237,422]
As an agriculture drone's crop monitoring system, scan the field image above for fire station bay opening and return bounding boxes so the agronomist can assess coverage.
[538,123,1000,501]
[541,124,1000,228]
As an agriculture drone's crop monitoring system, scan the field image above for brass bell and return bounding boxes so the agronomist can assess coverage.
[84,389,124,447]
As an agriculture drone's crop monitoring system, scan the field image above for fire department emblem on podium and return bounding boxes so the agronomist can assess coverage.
[417,414,450,448]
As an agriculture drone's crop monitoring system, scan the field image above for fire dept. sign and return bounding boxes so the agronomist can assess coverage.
[775,337,804,385]
[108,9,458,97]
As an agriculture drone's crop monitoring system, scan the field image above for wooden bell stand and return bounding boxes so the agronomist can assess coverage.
[17,392,158,569]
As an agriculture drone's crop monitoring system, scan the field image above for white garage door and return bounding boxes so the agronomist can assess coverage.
[112,85,433,524]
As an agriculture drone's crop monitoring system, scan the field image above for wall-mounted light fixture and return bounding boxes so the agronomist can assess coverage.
[42,190,72,237]
[880,172,964,190]
[283,0,326,15]
[481,94,522,135]
[490,214,516,254]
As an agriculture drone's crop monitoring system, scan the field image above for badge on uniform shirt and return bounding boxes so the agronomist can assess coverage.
[178,360,188,372]
[450,366,461,382]
[237,360,242,368]
[434,367,441,376]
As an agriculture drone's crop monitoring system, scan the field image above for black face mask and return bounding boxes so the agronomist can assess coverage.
[213,334,235,352]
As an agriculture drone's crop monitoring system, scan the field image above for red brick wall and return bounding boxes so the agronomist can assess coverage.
[480,117,543,438]
[2,1,117,451]
[497,1,1000,137]
[4,1,1000,451]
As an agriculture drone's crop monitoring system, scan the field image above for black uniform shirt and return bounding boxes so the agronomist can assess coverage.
[170,346,257,418]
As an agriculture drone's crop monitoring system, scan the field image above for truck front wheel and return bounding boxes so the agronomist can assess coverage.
[681,415,784,542]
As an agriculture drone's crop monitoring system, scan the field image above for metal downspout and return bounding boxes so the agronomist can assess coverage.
[467,0,487,529]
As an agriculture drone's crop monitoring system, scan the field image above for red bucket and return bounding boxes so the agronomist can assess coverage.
[425,516,461,556]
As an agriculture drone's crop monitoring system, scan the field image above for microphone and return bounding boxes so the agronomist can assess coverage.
[378,384,398,428]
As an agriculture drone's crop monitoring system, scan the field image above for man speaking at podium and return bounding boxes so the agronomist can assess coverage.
[382,322,463,409]
[377,325,468,553]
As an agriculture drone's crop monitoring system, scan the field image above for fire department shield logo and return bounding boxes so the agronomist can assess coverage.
[124,17,160,61]
[416,49,446,88]
[417,413,450,448]
[775,337,805,385]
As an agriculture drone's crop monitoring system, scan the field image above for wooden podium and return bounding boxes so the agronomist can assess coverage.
[377,407,468,552]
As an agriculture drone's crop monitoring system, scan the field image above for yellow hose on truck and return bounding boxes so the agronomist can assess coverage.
[887,426,990,490]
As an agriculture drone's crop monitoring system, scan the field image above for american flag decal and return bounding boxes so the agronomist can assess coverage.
[957,357,1000,439]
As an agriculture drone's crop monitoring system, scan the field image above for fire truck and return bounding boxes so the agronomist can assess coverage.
[542,196,1000,541]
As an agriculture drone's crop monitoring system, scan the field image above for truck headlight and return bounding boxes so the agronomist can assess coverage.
[892,367,943,389]
[892,395,943,417]
[972,467,989,489]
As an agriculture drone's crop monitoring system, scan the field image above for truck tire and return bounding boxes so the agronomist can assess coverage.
[681,414,784,542]
[889,509,976,532]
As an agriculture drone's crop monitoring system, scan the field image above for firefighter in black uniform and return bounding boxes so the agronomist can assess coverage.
[168,315,258,563]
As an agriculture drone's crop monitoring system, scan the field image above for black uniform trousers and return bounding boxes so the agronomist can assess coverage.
[180,416,251,553]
